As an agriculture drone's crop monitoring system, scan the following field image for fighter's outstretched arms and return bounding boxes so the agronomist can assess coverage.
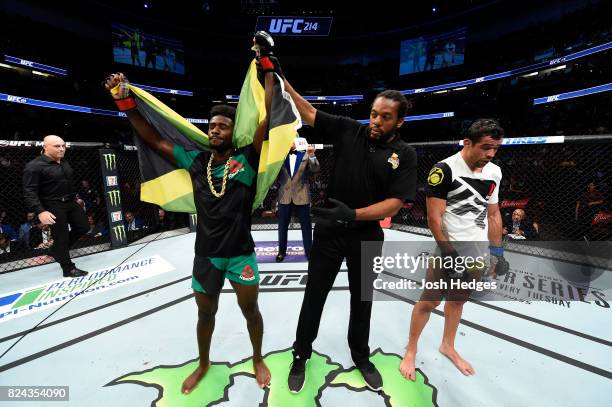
[252,31,277,154]
[104,73,176,164]
[251,31,316,127]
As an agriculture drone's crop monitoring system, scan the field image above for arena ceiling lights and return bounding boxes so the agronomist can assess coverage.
[3,55,67,76]
[401,41,612,96]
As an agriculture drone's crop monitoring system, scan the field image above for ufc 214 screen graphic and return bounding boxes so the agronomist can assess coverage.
[255,16,333,36]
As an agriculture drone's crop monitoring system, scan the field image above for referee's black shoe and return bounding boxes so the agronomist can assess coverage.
[357,361,383,391]
[288,354,307,393]
[63,268,89,278]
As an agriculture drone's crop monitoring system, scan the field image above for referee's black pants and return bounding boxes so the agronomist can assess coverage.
[293,222,384,366]
[45,200,89,272]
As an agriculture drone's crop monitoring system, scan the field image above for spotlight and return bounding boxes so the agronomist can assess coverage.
[144,2,149,9]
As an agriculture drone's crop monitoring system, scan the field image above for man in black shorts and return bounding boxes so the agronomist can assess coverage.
[104,50,277,393]
[400,119,509,381]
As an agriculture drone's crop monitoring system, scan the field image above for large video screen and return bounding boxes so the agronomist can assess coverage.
[399,27,466,75]
[112,23,185,75]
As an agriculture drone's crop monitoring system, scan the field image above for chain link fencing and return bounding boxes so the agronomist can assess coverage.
[391,135,612,266]
[1,135,610,273]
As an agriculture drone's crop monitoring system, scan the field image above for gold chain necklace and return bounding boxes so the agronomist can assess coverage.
[207,154,233,198]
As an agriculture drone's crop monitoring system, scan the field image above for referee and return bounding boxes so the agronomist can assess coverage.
[271,57,417,392]
[22,135,89,278]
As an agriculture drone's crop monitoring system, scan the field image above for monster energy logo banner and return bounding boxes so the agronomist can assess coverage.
[107,190,121,206]
[103,153,117,170]
[99,149,125,247]
[108,348,438,406]
[112,225,126,242]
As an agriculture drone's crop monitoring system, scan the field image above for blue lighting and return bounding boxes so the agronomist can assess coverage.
[224,94,363,102]
[0,92,454,126]
[0,92,206,123]
[533,82,612,105]
[131,83,193,96]
[4,55,67,75]
[357,112,454,124]
[401,41,612,95]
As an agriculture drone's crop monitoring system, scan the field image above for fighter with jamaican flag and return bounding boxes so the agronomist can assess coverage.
[104,31,300,394]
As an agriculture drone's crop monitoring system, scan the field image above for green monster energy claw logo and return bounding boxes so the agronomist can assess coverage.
[108,348,438,406]
[112,225,126,242]
[107,190,121,206]
[190,214,197,224]
[104,153,117,170]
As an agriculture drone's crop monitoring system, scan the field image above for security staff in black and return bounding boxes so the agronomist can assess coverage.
[282,63,417,393]
[22,135,89,278]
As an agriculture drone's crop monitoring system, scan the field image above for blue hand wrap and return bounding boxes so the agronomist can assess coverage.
[489,246,504,257]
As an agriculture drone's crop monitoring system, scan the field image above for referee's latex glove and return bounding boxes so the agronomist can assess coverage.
[311,198,356,224]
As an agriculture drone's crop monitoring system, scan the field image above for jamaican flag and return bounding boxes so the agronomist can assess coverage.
[235,60,301,210]
[126,59,300,213]
[127,86,208,213]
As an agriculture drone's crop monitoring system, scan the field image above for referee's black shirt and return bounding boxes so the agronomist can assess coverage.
[314,110,417,211]
[23,155,77,214]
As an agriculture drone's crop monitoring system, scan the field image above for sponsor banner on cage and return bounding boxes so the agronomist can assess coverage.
[500,198,530,209]
[254,241,306,263]
[99,149,127,248]
[106,176,118,187]
[362,241,612,306]
[0,256,174,323]
[458,136,565,146]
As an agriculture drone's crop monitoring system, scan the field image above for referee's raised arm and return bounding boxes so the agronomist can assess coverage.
[282,78,317,127]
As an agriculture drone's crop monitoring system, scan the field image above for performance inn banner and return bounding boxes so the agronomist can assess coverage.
[126,59,300,213]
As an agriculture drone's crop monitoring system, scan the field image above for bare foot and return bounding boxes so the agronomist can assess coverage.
[399,352,417,381]
[439,344,475,376]
[181,362,211,394]
[253,359,271,388]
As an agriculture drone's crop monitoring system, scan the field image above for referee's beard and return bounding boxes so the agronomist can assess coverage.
[370,128,397,144]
